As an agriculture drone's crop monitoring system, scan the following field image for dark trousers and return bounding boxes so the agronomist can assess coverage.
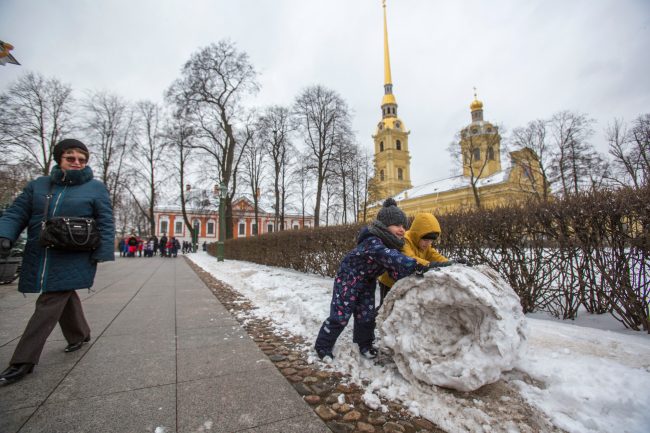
[315,318,375,353]
[315,284,376,353]
[11,291,90,365]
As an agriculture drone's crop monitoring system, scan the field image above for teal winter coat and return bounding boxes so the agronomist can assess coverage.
[0,166,115,293]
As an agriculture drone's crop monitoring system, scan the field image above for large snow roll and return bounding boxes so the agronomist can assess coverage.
[377,264,527,392]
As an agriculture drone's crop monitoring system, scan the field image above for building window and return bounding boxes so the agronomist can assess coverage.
[207,221,215,235]
[473,148,481,161]
[523,165,533,180]
[396,140,401,150]
[380,170,385,181]
[175,221,183,235]
[238,223,245,236]
[293,225,299,230]
[252,223,258,235]
[380,141,384,152]
[267,224,273,233]
[487,146,495,161]
[398,168,403,180]
[160,220,168,235]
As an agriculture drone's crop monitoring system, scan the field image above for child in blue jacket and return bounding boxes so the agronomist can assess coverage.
[314,198,426,360]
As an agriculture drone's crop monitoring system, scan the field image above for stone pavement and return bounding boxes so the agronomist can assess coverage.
[0,256,331,433]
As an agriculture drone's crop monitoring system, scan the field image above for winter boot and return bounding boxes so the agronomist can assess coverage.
[316,348,335,361]
[359,345,379,359]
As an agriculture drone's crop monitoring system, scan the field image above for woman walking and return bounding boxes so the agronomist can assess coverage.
[0,139,115,385]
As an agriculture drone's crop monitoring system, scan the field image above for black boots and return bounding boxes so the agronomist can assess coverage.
[359,346,378,359]
[316,348,334,361]
[0,363,34,385]
[64,336,90,353]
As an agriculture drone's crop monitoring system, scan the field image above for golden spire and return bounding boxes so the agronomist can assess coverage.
[381,0,396,109]
[383,0,392,87]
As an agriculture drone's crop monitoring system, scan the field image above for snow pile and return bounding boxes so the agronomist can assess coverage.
[377,265,527,392]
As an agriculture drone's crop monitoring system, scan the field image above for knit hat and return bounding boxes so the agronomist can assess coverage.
[376,198,408,227]
[53,139,89,164]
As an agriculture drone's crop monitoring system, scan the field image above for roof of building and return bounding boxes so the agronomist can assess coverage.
[388,150,515,203]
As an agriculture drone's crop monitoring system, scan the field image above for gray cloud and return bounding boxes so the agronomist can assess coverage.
[2,0,648,185]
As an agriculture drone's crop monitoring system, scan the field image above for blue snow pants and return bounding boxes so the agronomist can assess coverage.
[314,284,376,353]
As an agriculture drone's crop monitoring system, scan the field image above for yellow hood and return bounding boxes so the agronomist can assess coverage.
[405,213,441,245]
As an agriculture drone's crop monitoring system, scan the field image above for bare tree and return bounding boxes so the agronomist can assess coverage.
[240,121,265,235]
[350,146,374,222]
[607,114,650,188]
[629,114,650,186]
[455,127,503,208]
[323,174,342,226]
[115,196,149,237]
[511,119,553,201]
[0,72,74,175]
[257,105,295,231]
[167,40,259,239]
[125,100,167,235]
[293,85,352,226]
[332,137,359,223]
[294,156,312,228]
[164,111,197,242]
[0,162,33,207]
[82,90,133,207]
[548,111,601,195]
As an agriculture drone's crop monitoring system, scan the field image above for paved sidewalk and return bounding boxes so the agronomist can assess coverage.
[0,256,330,433]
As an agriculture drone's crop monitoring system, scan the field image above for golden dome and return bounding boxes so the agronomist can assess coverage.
[470,97,483,111]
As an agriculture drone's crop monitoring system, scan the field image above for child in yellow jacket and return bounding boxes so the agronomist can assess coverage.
[378,212,450,306]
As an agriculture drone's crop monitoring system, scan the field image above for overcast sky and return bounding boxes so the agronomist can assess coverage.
[2,0,649,186]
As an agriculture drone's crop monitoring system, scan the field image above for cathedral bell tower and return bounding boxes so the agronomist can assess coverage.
[371,0,412,199]
[459,90,502,178]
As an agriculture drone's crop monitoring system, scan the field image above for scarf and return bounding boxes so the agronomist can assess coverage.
[368,220,405,250]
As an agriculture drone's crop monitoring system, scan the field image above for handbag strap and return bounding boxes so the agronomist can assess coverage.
[65,218,94,246]
[41,181,54,225]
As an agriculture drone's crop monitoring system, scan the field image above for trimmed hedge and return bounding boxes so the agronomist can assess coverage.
[208,186,650,332]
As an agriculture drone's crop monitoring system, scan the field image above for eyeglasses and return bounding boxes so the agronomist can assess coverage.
[63,156,87,164]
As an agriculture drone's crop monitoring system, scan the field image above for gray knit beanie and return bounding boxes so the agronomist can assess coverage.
[376,198,408,227]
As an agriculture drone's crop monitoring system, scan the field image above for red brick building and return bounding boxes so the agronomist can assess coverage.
[153,193,314,244]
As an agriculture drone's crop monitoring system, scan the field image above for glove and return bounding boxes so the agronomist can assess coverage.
[428,261,453,271]
[0,238,12,258]
[414,263,429,277]
[454,258,474,267]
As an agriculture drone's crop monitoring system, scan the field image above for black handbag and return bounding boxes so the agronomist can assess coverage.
[39,183,101,251]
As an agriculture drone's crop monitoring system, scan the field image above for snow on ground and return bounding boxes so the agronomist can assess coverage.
[188,252,650,433]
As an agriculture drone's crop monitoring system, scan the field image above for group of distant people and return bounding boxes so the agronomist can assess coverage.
[118,234,194,258]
